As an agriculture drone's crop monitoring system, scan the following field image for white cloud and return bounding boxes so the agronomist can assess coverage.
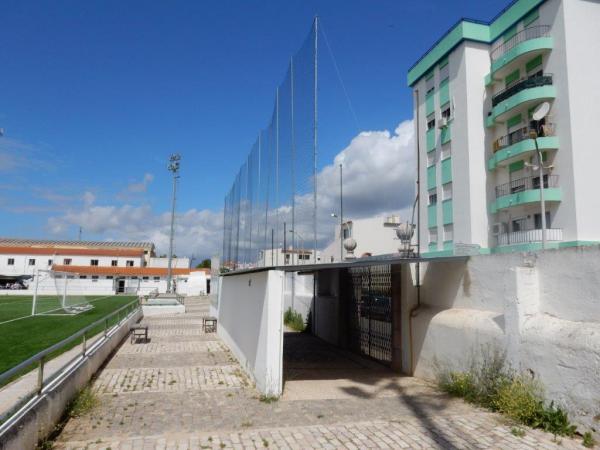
[46,120,414,259]
[47,204,223,258]
[127,173,154,193]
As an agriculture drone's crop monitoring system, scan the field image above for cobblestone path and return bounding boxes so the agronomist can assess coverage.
[54,297,582,449]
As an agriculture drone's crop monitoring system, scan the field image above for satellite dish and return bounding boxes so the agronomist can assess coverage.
[532,102,551,121]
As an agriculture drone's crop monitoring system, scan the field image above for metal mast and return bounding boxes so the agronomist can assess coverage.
[166,153,181,293]
[313,16,319,263]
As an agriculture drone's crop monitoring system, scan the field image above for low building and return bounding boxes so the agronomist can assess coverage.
[321,216,402,262]
[0,238,210,296]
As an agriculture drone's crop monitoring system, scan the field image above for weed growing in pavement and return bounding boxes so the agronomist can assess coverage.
[69,387,100,418]
[511,427,525,437]
[437,346,578,438]
[262,438,269,447]
[283,307,305,331]
[583,431,596,448]
[259,395,279,404]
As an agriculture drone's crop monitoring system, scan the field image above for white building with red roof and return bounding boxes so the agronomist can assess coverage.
[0,238,210,296]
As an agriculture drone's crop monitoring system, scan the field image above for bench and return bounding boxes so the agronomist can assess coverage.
[130,325,149,343]
[202,316,217,333]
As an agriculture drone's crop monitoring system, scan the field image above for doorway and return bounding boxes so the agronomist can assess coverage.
[117,279,125,293]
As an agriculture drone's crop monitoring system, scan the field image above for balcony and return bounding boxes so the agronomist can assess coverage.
[489,26,552,77]
[491,175,562,213]
[487,74,555,125]
[488,124,559,170]
[495,174,558,198]
[496,228,563,246]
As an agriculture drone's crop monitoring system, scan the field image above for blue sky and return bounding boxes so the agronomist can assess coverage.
[0,0,509,257]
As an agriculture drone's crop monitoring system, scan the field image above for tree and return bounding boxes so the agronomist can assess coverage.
[196,258,211,269]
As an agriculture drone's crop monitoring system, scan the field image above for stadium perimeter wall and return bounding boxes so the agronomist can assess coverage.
[410,246,600,434]
[0,308,142,450]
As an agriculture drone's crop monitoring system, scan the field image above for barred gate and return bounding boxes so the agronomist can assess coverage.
[347,265,392,365]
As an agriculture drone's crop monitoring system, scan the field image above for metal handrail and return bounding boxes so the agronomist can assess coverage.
[0,298,140,387]
[491,25,551,61]
[492,73,553,107]
[495,174,559,198]
[493,123,555,152]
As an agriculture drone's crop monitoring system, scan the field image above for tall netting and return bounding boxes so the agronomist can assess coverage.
[222,20,318,270]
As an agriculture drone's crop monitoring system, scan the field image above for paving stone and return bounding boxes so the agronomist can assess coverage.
[53,296,583,450]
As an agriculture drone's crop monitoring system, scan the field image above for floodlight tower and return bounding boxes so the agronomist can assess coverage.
[166,153,181,293]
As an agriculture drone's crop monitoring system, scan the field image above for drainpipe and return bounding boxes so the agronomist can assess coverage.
[409,88,423,376]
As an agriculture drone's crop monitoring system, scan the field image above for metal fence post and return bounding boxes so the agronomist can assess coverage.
[104,318,108,337]
[37,357,45,394]
[81,333,87,356]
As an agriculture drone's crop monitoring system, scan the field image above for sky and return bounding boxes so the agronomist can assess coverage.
[0,0,510,259]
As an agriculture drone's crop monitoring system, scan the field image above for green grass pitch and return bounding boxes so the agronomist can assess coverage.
[0,295,137,375]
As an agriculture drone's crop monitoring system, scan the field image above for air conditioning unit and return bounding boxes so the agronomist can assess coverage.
[492,222,508,236]
[438,117,448,129]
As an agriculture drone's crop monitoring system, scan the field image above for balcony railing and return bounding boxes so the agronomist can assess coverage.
[496,228,562,246]
[491,25,551,62]
[492,74,553,107]
[493,123,555,153]
[495,174,559,198]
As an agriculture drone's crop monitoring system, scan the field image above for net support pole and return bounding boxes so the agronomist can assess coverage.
[313,16,319,264]
[32,269,39,316]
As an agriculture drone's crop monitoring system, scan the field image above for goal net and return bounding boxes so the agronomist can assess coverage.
[32,269,93,316]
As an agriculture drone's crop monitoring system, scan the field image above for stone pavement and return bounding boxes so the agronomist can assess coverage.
[54,296,583,449]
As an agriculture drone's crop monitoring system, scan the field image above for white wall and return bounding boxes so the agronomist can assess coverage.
[0,254,144,277]
[410,246,600,432]
[217,270,284,396]
[283,272,313,321]
[148,257,190,268]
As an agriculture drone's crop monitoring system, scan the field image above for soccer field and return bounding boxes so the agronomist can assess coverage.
[0,295,137,375]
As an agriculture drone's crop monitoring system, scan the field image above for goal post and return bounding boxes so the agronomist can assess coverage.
[32,269,93,316]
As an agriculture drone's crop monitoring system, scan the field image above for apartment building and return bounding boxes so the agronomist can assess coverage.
[409,0,600,256]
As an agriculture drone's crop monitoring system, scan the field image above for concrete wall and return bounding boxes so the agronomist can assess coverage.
[0,308,142,450]
[410,246,600,432]
[217,270,284,396]
[283,272,313,321]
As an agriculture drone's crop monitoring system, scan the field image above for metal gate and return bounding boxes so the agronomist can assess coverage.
[347,265,392,365]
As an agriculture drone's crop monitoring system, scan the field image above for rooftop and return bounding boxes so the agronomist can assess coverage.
[0,238,154,250]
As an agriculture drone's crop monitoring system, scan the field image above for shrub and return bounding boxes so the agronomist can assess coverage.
[283,308,305,332]
[582,431,596,448]
[493,375,544,424]
[437,347,578,438]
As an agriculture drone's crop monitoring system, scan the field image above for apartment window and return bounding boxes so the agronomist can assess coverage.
[90,259,99,266]
[426,114,436,130]
[143,276,149,281]
[126,260,134,267]
[427,151,436,167]
[442,183,453,201]
[28,259,35,266]
[532,174,549,189]
[111,260,118,267]
[534,212,552,229]
[439,63,449,82]
[153,276,160,281]
[429,228,438,244]
[63,258,72,266]
[425,74,434,95]
[67,275,75,279]
[428,190,437,205]
[512,217,527,232]
[444,224,454,242]
[79,275,87,279]
[7,258,14,266]
[441,143,451,160]
[48,259,53,266]
[106,276,114,280]
[131,276,138,279]
[92,276,99,282]
[441,105,451,121]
